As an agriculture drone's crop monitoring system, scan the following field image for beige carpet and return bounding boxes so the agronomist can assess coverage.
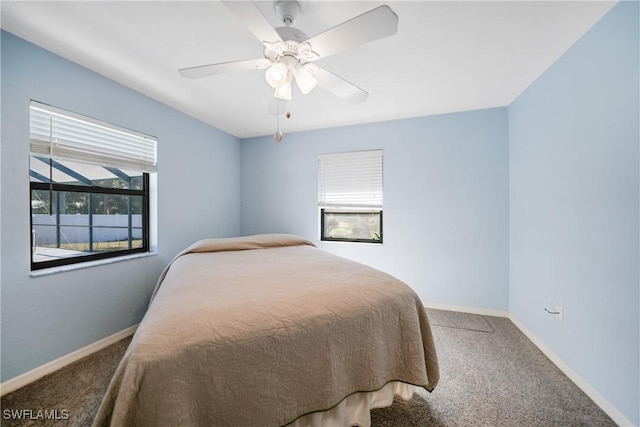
[371,309,614,426]
[425,308,494,333]
[1,309,615,426]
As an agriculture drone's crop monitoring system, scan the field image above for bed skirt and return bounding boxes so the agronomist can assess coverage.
[286,381,416,427]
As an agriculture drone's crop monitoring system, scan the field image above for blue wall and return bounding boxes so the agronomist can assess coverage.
[241,2,639,423]
[0,31,242,381]
[241,108,510,311]
[509,2,639,424]
[2,1,638,424]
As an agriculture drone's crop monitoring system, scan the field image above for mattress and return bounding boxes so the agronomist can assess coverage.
[93,234,439,426]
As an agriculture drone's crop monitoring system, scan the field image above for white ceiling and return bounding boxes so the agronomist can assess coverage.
[1,1,617,139]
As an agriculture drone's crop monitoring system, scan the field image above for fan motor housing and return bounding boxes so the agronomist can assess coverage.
[274,0,302,26]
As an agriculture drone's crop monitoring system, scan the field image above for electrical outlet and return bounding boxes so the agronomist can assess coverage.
[545,303,563,322]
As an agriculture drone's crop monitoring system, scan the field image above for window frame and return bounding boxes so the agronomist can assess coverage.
[318,149,384,244]
[30,173,150,271]
[28,100,156,271]
[320,208,383,244]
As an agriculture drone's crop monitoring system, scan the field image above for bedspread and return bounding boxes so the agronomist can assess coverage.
[93,234,438,427]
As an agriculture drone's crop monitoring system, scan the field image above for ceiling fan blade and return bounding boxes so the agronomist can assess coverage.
[314,66,368,105]
[304,5,398,59]
[179,58,271,79]
[222,1,284,46]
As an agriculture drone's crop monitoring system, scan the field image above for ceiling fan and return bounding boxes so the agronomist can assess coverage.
[178,1,398,105]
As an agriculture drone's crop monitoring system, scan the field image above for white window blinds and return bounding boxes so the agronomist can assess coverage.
[318,150,383,208]
[30,101,157,173]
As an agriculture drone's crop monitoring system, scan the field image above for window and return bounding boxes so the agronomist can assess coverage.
[29,101,157,270]
[318,150,383,243]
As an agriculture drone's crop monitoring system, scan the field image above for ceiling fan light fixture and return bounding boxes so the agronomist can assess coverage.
[274,78,292,100]
[265,62,289,88]
[294,65,317,94]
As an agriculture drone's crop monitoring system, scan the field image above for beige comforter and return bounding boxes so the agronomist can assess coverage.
[93,234,439,427]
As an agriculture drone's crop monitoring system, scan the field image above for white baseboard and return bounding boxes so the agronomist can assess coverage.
[425,302,509,318]
[0,324,137,397]
[508,315,633,427]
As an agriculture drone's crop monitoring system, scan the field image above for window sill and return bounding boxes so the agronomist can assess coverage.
[318,239,384,245]
[30,251,157,278]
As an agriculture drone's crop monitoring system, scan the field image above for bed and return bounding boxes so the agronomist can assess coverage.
[93,234,439,427]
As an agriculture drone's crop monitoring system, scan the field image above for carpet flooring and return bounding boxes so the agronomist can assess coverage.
[1,309,615,426]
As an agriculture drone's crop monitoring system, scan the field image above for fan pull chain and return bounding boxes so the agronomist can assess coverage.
[274,99,283,142]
